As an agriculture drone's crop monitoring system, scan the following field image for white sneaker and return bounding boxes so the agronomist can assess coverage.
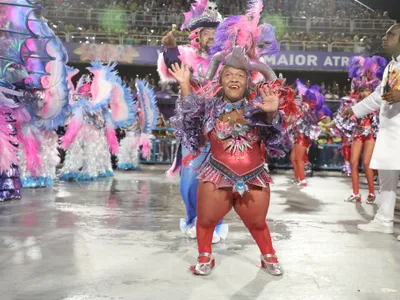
[187,226,221,243]
[186,225,197,239]
[357,219,394,234]
[296,179,307,187]
[212,231,221,244]
[397,235,400,241]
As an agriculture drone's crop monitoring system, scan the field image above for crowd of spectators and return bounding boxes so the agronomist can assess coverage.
[42,0,191,13]
[43,0,391,20]
[44,0,393,48]
[52,22,378,53]
[262,0,390,19]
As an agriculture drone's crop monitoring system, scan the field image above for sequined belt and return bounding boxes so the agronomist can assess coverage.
[203,156,269,196]
[209,157,265,180]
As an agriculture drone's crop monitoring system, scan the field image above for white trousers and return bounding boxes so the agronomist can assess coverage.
[374,170,400,225]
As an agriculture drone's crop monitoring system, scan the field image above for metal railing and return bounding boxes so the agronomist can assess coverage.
[308,17,352,33]
[138,136,347,171]
[353,18,396,34]
[60,32,370,52]
[270,141,345,171]
[140,137,177,164]
[278,40,330,52]
[62,32,189,45]
[43,7,395,35]
[68,32,121,44]
[278,40,366,53]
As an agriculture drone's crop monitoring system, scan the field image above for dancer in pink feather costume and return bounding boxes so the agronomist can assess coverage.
[60,61,136,181]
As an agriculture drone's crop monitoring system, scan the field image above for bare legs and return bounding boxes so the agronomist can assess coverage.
[350,139,375,195]
[362,140,376,195]
[290,143,308,181]
[350,141,363,194]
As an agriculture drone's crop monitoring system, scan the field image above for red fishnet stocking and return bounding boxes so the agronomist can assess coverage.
[196,182,276,263]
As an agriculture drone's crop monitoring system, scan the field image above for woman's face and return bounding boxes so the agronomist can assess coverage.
[360,88,372,99]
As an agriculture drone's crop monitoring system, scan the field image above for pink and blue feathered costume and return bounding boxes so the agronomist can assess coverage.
[117,79,158,171]
[0,1,70,194]
[60,61,136,181]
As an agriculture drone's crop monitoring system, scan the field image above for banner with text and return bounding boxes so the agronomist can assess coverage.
[262,51,355,72]
[66,43,162,65]
[65,43,355,71]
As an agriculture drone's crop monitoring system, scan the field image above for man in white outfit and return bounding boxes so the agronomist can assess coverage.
[346,24,400,241]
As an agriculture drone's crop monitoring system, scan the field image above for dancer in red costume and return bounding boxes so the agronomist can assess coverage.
[289,81,325,187]
[170,57,292,276]
[170,0,298,276]
[336,56,386,203]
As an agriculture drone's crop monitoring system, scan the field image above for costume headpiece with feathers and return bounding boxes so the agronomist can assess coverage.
[348,56,387,92]
[205,0,279,82]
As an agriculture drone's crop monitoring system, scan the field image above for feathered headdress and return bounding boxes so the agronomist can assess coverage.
[181,0,222,32]
[318,105,332,120]
[349,56,387,92]
[296,80,325,112]
[205,0,279,82]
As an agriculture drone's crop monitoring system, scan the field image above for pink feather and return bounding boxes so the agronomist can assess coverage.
[246,0,263,27]
[214,1,264,58]
[157,53,178,83]
[189,28,200,48]
[13,106,31,125]
[20,125,43,176]
[139,134,151,159]
[60,108,83,150]
[157,46,207,83]
[105,120,119,155]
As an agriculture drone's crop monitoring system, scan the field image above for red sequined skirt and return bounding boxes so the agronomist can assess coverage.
[294,134,312,148]
[353,134,375,143]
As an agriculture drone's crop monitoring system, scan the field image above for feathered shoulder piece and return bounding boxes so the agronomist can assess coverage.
[135,79,158,134]
[109,77,136,128]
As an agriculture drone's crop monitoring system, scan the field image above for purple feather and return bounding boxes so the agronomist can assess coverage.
[348,56,365,79]
[209,16,242,58]
[320,105,332,117]
[371,56,387,79]
[256,24,279,57]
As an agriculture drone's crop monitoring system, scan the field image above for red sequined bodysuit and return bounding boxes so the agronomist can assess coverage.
[198,119,272,196]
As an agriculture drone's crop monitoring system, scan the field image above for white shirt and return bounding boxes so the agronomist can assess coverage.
[353,55,400,170]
